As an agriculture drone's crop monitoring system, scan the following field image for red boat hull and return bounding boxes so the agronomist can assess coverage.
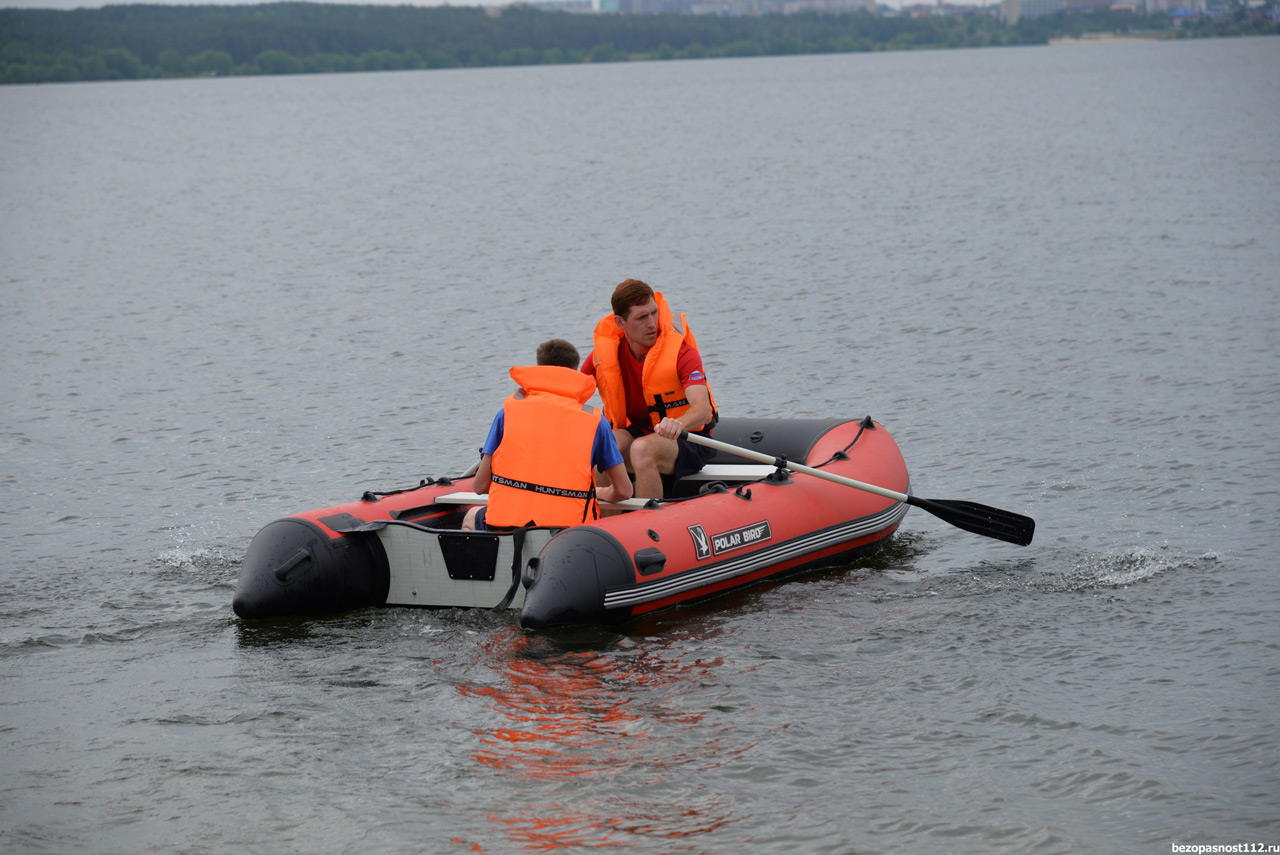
[520,417,908,628]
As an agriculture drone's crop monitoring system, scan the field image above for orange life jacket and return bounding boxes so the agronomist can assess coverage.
[487,364,601,528]
[591,291,717,432]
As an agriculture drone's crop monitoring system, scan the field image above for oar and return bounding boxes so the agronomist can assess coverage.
[682,432,1035,547]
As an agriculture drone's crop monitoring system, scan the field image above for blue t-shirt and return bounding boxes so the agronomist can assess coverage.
[482,409,624,472]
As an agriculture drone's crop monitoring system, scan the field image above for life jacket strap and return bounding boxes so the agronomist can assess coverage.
[648,394,689,419]
[492,524,532,612]
[648,394,719,432]
[490,473,594,500]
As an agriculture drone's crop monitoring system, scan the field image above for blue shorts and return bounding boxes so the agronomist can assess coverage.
[471,507,514,532]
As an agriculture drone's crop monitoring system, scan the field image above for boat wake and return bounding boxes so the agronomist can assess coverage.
[1051,545,1220,592]
[864,541,1221,604]
[156,544,237,575]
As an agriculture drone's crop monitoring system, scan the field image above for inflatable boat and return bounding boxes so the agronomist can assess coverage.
[233,417,912,629]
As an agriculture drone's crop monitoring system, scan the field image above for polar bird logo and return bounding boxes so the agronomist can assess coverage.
[688,524,712,560]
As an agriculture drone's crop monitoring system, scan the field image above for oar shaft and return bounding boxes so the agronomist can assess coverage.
[684,433,909,504]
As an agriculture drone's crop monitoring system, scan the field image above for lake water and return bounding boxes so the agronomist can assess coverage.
[2,36,1278,854]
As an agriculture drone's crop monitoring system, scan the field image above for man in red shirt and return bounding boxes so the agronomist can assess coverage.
[581,279,718,500]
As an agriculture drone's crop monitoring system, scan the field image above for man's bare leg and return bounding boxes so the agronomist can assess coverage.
[628,434,679,499]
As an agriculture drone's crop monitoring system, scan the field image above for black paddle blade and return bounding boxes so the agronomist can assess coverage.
[908,496,1035,546]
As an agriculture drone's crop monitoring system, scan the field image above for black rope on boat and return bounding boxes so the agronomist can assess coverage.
[811,415,876,470]
[361,476,456,503]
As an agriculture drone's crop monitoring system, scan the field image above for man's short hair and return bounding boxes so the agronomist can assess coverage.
[536,338,580,369]
[611,278,655,320]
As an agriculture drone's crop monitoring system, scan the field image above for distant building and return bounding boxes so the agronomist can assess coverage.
[1147,0,1206,11]
[630,0,692,9]
[1003,0,1118,21]
[531,0,594,9]
[898,0,975,13]
[1021,0,1065,16]
[781,0,867,11]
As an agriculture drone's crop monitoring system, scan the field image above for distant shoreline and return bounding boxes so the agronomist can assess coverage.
[1048,32,1162,45]
[2,4,1274,86]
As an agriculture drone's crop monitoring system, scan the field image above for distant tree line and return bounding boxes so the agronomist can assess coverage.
[0,3,1274,85]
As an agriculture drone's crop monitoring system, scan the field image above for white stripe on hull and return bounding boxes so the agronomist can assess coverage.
[603,502,909,610]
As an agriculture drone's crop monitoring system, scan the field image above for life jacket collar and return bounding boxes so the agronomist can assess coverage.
[508,364,597,405]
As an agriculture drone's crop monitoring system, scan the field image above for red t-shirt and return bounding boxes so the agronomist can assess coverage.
[581,340,708,433]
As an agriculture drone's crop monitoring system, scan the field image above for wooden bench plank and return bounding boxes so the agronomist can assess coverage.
[679,463,777,481]
[433,491,653,512]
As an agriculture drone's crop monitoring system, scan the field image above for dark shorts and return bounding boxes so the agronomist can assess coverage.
[471,507,515,532]
[625,426,717,482]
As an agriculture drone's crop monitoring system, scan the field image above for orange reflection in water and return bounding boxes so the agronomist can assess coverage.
[456,626,738,850]
[461,648,639,780]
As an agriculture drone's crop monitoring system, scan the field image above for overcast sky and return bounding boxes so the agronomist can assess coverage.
[2,0,507,8]
[0,0,974,11]
[3,0,498,7]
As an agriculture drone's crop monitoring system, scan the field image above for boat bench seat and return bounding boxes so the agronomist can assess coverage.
[432,465,778,514]
[432,491,653,512]
[678,463,777,481]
